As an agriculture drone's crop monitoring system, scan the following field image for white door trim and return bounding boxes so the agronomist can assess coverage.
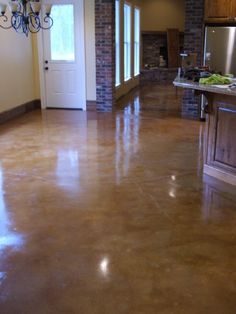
[37,0,87,110]
[37,29,46,109]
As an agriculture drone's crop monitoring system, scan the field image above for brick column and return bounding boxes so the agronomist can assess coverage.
[182,0,205,118]
[95,0,115,112]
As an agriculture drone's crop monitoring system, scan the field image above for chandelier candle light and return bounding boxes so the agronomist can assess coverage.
[0,0,53,36]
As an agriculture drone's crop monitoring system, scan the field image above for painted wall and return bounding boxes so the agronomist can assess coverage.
[85,0,96,101]
[140,0,185,32]
[31,35,41,100]
[0,29,36,114]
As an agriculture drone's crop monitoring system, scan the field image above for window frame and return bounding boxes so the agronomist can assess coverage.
[115,0,121,87]
[134,6,140,77]
[124,2,132,82]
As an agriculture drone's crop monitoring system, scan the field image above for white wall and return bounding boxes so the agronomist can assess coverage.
[0,29,36,114]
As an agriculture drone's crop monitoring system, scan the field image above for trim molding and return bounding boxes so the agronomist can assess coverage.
[0,99,41,125]
[86,100,96,111]
[204,164,236,187]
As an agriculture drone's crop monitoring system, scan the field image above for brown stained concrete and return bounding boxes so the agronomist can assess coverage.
[0,84,236,314]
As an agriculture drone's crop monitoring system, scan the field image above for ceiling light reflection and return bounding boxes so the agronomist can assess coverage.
[169,189,176,199]
[171,175,176,181]
[100,257,109,276]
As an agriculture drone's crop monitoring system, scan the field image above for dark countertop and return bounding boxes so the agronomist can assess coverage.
[173,77,236,97]
[141,67,178,73]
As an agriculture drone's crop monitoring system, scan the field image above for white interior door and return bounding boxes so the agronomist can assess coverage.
[42,0,86,110]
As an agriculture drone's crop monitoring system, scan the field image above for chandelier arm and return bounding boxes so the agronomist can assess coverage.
[29,27,41,34]
[40,15,53,30]
[28,12,41,32]
[11,13,24,32]
[0,14,12,29]
[18,1,23,13]
[29,19,41,33]
[23,23,29,37]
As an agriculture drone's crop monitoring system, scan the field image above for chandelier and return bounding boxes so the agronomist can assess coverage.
[0,1,53,36]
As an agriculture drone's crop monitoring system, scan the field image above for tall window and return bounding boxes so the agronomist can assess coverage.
[115,0,120,86]
[134,7,140,76]
[124,3,131,81]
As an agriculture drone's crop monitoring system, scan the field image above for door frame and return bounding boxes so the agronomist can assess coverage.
[37,0,87,110]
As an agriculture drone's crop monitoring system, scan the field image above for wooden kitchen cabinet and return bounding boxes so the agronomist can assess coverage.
[205,0,231,19]
[205,95,236,185]
[231,0,236,17]
[205,0,236,22]
[173,79,236,186]
[167,29,180,68]
[213,105,236,168]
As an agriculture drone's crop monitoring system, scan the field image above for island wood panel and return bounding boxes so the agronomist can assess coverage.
[205,0,232,19]
[205,95,236,185]
[215,107,236,168]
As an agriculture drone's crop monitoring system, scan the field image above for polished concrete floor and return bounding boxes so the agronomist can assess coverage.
[0,84,236,314]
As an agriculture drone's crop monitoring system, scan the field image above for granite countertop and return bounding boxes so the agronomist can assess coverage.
[173,77,236,97]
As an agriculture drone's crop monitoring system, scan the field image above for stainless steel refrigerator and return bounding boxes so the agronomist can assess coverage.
[204,26,236,76]
[201,26,236,119]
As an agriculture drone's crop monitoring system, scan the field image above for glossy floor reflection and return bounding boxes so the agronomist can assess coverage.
[0,84,236,314]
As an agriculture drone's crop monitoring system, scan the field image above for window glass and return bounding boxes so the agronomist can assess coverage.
[124,3,131,81]
[116,0,120,86]
[134,8,140,76]
[50,5,75,61]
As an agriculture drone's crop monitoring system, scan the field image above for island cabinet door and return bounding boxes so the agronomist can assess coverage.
[206,99,236,176]
[205,0,232,20]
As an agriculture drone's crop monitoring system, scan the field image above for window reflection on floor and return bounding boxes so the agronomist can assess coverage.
[56,149,80,189]
[0,165,24,254]
[115,96,140,184]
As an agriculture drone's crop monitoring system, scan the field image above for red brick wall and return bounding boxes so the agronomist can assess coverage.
[142,33,184,68]
[182,0,205,118]
[95,0,115,112]
[184,0,205,65]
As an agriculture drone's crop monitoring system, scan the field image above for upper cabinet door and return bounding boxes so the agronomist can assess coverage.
[231,0,236,18]
[205,0,231,19]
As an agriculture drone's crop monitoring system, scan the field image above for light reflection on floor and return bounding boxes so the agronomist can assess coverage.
[56,149,80,189]
[0,165,24,254]
[115,96,140,183]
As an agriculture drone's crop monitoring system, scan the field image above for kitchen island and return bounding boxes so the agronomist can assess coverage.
[174,78,236,186]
